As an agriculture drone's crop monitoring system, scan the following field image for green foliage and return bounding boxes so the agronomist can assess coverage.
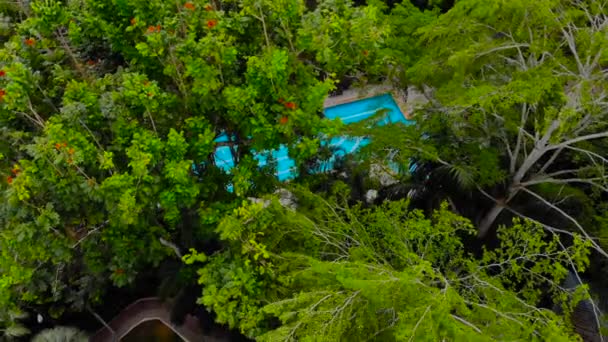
[1,1,605,340]
[189,187,587,340]
[298,0,393,83]
[0,309,31,340]
[31,326,88,342]
[0,0,380,324]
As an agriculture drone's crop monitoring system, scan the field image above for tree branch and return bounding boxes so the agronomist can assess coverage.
[450,314,482,333]
[550,131,608,150]
[519,187,608,258]
[159,237,183,258]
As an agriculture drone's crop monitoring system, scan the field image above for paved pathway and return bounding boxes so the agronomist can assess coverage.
[90,297,213,342]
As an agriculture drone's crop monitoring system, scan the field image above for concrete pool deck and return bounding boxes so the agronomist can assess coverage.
[323,84,413,120]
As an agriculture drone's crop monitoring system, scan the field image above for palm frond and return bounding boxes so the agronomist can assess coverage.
[32,326,88,342]
[448,164,476,190]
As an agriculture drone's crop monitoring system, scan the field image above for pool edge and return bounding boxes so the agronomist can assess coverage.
[323,84,412,121]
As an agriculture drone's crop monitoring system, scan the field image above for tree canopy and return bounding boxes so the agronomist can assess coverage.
[1,0,606,341]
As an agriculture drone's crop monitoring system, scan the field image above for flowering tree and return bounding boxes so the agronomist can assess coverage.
[0,0,391,325]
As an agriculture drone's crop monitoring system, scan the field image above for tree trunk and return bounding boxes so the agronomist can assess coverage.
[477,204,505,238]
[477,120,561,238]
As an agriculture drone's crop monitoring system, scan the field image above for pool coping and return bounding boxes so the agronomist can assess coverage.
[323,84,413,120]
[90,297,211,342]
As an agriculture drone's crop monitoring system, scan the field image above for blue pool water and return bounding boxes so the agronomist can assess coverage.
[211,93,413,182]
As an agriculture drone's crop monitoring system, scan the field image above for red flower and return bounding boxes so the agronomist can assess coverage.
[279,116,289,125]
[206,19,217,29]
[25,38,36,46]
[362,50,369,57]
[6,176,13,184]
[0,89,5,101]
[147,26,156,33]
[0,70,5,77]
[156,25,161,32]
[130,18,137,26]
[62,141,68,147]
[204,4,213,11]
[184,2,195,10]
[285,101,297,110]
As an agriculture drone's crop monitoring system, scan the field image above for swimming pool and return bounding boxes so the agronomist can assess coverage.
[212,93,413,182]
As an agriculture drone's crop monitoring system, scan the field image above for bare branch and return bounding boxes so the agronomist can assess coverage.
[71,220,109,248]
[521,177,608,192]
[159,237,183,259]
[408,305,432,342]
[563,145,608,165]
[537,147,563,175]
[475,43,531,58]
[519,187,608,258]
[551,131,608,150]
[451,314,482,333]
[511,104,529,173]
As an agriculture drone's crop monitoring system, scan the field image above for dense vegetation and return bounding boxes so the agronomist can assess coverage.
[1,0,607,340]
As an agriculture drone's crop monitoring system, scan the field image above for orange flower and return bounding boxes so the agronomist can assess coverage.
[204,4,213,11]
[24,38,36,46]
[68,147,75,155]
[86,59,96,66]
[184,2,195,10]
[55,143,62,150]
[156,25,161,32]
[147,26,156,33]
[11,166,20,175]
[206,19,217,29]
[62,141,68,147]
[0,70,5,77]
[130,18,137,26]
[279,116,289,125]
[6,176,13,184]
[0,89,5,101]
[285,101,297,110]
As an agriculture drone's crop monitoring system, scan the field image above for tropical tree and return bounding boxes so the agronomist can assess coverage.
[361,0,608,249]
[183,184,591,340]
[297,0,393,86]
[351,0,608,333]
[0,0,373,324]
